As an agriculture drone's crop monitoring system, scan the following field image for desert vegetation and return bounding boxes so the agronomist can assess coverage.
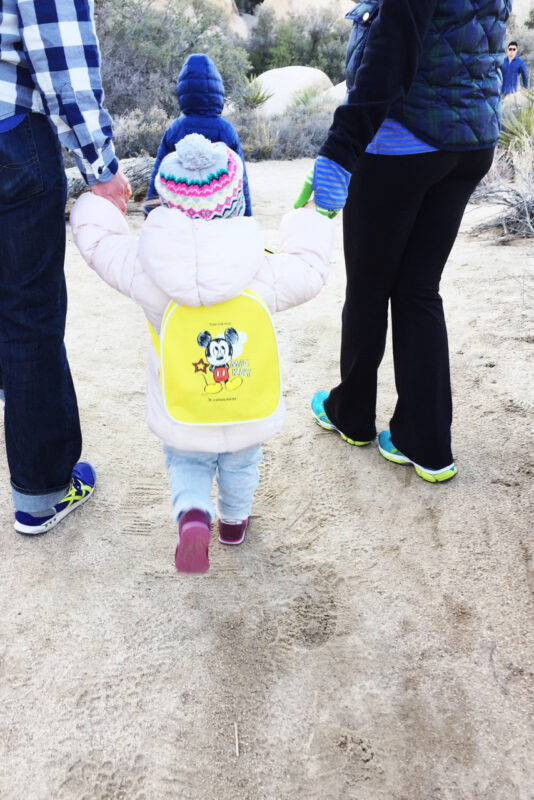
[91,0,344,163]
[474,93,534,238]
[87,0,534,238]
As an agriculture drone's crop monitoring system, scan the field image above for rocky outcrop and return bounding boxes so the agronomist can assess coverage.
[256,66,333,116]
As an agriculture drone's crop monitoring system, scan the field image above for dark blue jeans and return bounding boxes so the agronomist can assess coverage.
[0,113,82,511]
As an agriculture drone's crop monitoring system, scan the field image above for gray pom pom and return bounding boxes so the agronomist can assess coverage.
[175,134,215,170]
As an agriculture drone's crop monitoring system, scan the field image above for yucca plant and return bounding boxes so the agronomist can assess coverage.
[234,75,273,111]
[499,90,534,157]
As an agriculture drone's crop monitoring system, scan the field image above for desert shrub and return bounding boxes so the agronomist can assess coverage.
[112,108,171,158]
[473,144,534,238]
[246,7,278,77]
[270,107,332,160]
[499,91,534,167]
[228,102,331,161]
[246,6,349,84]
[95,0,251,118]
[232,75,273,112]
[227,110,279,160]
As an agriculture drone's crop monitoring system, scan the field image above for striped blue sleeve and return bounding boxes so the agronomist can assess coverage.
[17,0,118,184]
[312,156,351,211]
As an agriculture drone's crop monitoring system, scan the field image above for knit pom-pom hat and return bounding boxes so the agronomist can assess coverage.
[155,133,245,221]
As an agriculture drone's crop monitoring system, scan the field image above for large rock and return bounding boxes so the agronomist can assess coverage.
[256,66,333,117]
[260,0,354,19]
[322,81,347,110]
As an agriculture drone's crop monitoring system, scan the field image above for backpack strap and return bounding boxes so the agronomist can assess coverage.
[147,320,161,359]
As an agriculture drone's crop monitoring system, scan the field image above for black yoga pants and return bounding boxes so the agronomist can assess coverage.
[324,148,494,470]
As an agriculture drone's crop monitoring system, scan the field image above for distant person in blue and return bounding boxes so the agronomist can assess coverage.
[144,54,251,216]
[501,41,529,96]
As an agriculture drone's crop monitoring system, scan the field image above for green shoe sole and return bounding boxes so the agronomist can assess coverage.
[313,418,372,447]
[414,464,458,483]
[378,439,457,483]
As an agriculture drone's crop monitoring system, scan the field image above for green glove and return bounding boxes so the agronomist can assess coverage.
[315,206,339,219]
[293,168,314,209]
[293,167,338,219]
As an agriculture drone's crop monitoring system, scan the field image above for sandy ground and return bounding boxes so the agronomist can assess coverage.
[1,159,533,800]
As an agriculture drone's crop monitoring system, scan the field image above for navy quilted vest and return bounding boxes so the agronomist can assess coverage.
[346,0,511,150]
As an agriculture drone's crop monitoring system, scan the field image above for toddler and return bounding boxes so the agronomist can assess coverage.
[144,53,251,217]
[71,133,334,573]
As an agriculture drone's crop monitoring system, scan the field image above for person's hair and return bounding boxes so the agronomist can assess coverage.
[508,41,518,48]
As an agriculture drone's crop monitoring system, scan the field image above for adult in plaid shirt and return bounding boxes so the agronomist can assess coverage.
[0,0,130,534]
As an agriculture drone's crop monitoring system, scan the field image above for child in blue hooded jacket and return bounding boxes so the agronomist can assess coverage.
[144,53,251,216]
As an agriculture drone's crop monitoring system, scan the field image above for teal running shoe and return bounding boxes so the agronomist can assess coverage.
[377,431,457,483]
[311,390,372,446]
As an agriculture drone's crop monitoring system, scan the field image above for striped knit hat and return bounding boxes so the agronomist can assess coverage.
[155,133,245,221]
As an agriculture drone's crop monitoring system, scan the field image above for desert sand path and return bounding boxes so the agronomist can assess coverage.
[1,159,533,800]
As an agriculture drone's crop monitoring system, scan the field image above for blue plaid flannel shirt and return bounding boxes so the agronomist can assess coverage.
[0,0,118,184]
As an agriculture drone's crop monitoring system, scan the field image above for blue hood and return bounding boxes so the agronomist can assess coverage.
[176,54,225,117]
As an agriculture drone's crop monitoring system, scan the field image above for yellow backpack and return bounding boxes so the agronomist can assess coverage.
[148,289,281,426]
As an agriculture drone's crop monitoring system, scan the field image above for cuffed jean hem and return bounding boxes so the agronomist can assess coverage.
[11,480,70,512]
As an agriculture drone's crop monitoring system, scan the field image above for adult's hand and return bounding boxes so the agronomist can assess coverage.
[90,168,131,214]
[294,157,350,218]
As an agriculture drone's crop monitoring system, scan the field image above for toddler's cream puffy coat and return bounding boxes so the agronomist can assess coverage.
[71,194,334,452]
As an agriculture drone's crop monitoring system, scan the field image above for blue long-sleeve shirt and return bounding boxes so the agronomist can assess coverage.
[145,54,251,216]
[501,56,529,94]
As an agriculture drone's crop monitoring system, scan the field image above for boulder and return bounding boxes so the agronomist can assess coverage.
[256,66,333,117]
[322,81,347,110]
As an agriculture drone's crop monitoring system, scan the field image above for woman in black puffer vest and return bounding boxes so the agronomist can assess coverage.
[305,0,511,482]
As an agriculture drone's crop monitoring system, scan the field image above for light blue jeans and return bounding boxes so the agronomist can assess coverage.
[163,443,263,522]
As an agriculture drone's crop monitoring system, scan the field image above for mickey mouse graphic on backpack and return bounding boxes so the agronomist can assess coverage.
[197,328,245,394]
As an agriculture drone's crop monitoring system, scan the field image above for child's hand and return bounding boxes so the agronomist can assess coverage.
[294,168,314,209]
[294,168,338,218]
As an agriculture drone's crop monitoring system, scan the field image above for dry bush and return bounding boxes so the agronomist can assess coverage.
[228,100,332,161]
[95,0,251,117]
[246,6,349,84]
[473,92,534,239]
[112,108,171,158]
[473,144,534,239]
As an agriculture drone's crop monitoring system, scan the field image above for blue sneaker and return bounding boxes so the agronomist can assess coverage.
[14,462,96,534]
[311,391,372,446]
[377,431,457,483]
